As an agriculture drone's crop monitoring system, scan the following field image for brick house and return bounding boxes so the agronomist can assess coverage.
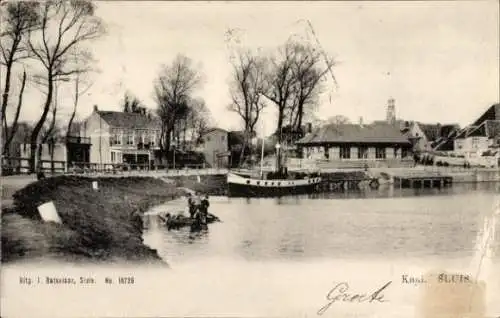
[80,106,162,167]
[454,103,500,155]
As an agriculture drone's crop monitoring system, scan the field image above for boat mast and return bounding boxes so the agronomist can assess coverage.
[260,120,265,179]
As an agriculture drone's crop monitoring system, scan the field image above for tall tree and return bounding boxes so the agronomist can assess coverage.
[122,91,145,114]
[0,2,40,156]
[154,54,202,158]
[289,41,335,131]
[27,0,105,172]
[227,49,267,165]
[187,98,211,146]
[39,97,59,172]
[262,39,335,143]
[66,72,93,140]
[2,70,27,155]
[261,41,298,145]
[326,115,350,125]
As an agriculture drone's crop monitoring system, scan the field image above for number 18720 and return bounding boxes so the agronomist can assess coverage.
[118,277,134,284]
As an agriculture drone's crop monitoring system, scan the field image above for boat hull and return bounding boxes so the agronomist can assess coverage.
[227,172,321,197]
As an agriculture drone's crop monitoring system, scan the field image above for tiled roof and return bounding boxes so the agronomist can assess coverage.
[205,127,228,134]
[485,120,500,138]
[434,138,455,151]
[455,126,477,139]
[466,120,500,138]
[415,123,459,140]
[418,123,440,141]
[97,111,161,129]
[296,123,411,145]
[472,103,500,126]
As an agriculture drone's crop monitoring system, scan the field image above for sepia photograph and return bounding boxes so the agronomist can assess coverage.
[1,1,499,317]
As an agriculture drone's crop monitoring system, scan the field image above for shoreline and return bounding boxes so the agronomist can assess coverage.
[1,175,185,265]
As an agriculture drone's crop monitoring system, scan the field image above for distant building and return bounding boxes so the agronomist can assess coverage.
[197,127,229,168]
[404,122,460,152]
[372,98,407,129]
[296,122,412,161]
[81,106,162,167]
[454,103,500,155]
[18,141,68,173]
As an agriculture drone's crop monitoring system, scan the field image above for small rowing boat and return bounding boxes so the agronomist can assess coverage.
[158,212,221,231]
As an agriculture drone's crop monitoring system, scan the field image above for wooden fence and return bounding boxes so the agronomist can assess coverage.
[2,157,66,175]
[286,158,415,170]
[1,156,227,176]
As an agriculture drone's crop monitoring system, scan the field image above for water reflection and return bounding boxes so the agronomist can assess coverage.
[188,227,209,242]
[143,183,500,265]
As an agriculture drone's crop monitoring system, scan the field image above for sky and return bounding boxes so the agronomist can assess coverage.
[4,1,499,136]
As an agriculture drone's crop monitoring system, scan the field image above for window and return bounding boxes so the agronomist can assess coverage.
[221,135,225,142]
[375,147,386,159]
[142,131,149,144]
[472,137,480,149]
[402,148,409,158]
[151,130,158,146]
[357,146,368,159]
[206,136,211,142]
[127,133,134,145]
[340,145,351,159]
[111,152,116,163]
[110,129,122,145]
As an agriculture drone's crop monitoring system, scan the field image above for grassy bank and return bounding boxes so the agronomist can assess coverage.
[1,175,184,265]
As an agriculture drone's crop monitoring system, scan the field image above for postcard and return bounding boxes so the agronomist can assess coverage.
[1,1,499,317]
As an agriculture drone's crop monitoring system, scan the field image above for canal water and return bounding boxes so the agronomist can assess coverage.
[143,183,500,317]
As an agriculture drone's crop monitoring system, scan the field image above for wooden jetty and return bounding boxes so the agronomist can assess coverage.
[392,170,452,189]
[317,171,379,191]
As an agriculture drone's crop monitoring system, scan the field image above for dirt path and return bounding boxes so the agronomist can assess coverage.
[1,175,38,208]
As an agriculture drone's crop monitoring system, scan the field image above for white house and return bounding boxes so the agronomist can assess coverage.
[454,104,500,156]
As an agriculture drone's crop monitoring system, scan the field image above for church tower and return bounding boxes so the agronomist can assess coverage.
[386,97,396,124]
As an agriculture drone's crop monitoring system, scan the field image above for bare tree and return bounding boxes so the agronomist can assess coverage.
[289,41,335,131]
[66,72,93,140]
[2,70,27,155]
[38,97,59,172]
[1,2,40,156]
[154,55,202,158]
[262,39,335,143]
[187,98,211,146]
[260,41,298,145]
[122,91,145,114]
[326,115,351,125]
[26,0,105,172]
[227,49,266,165]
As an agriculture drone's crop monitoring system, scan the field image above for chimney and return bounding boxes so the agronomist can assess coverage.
[359,116,364,127]
[93,105,98,112]
[436,122,442,138]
